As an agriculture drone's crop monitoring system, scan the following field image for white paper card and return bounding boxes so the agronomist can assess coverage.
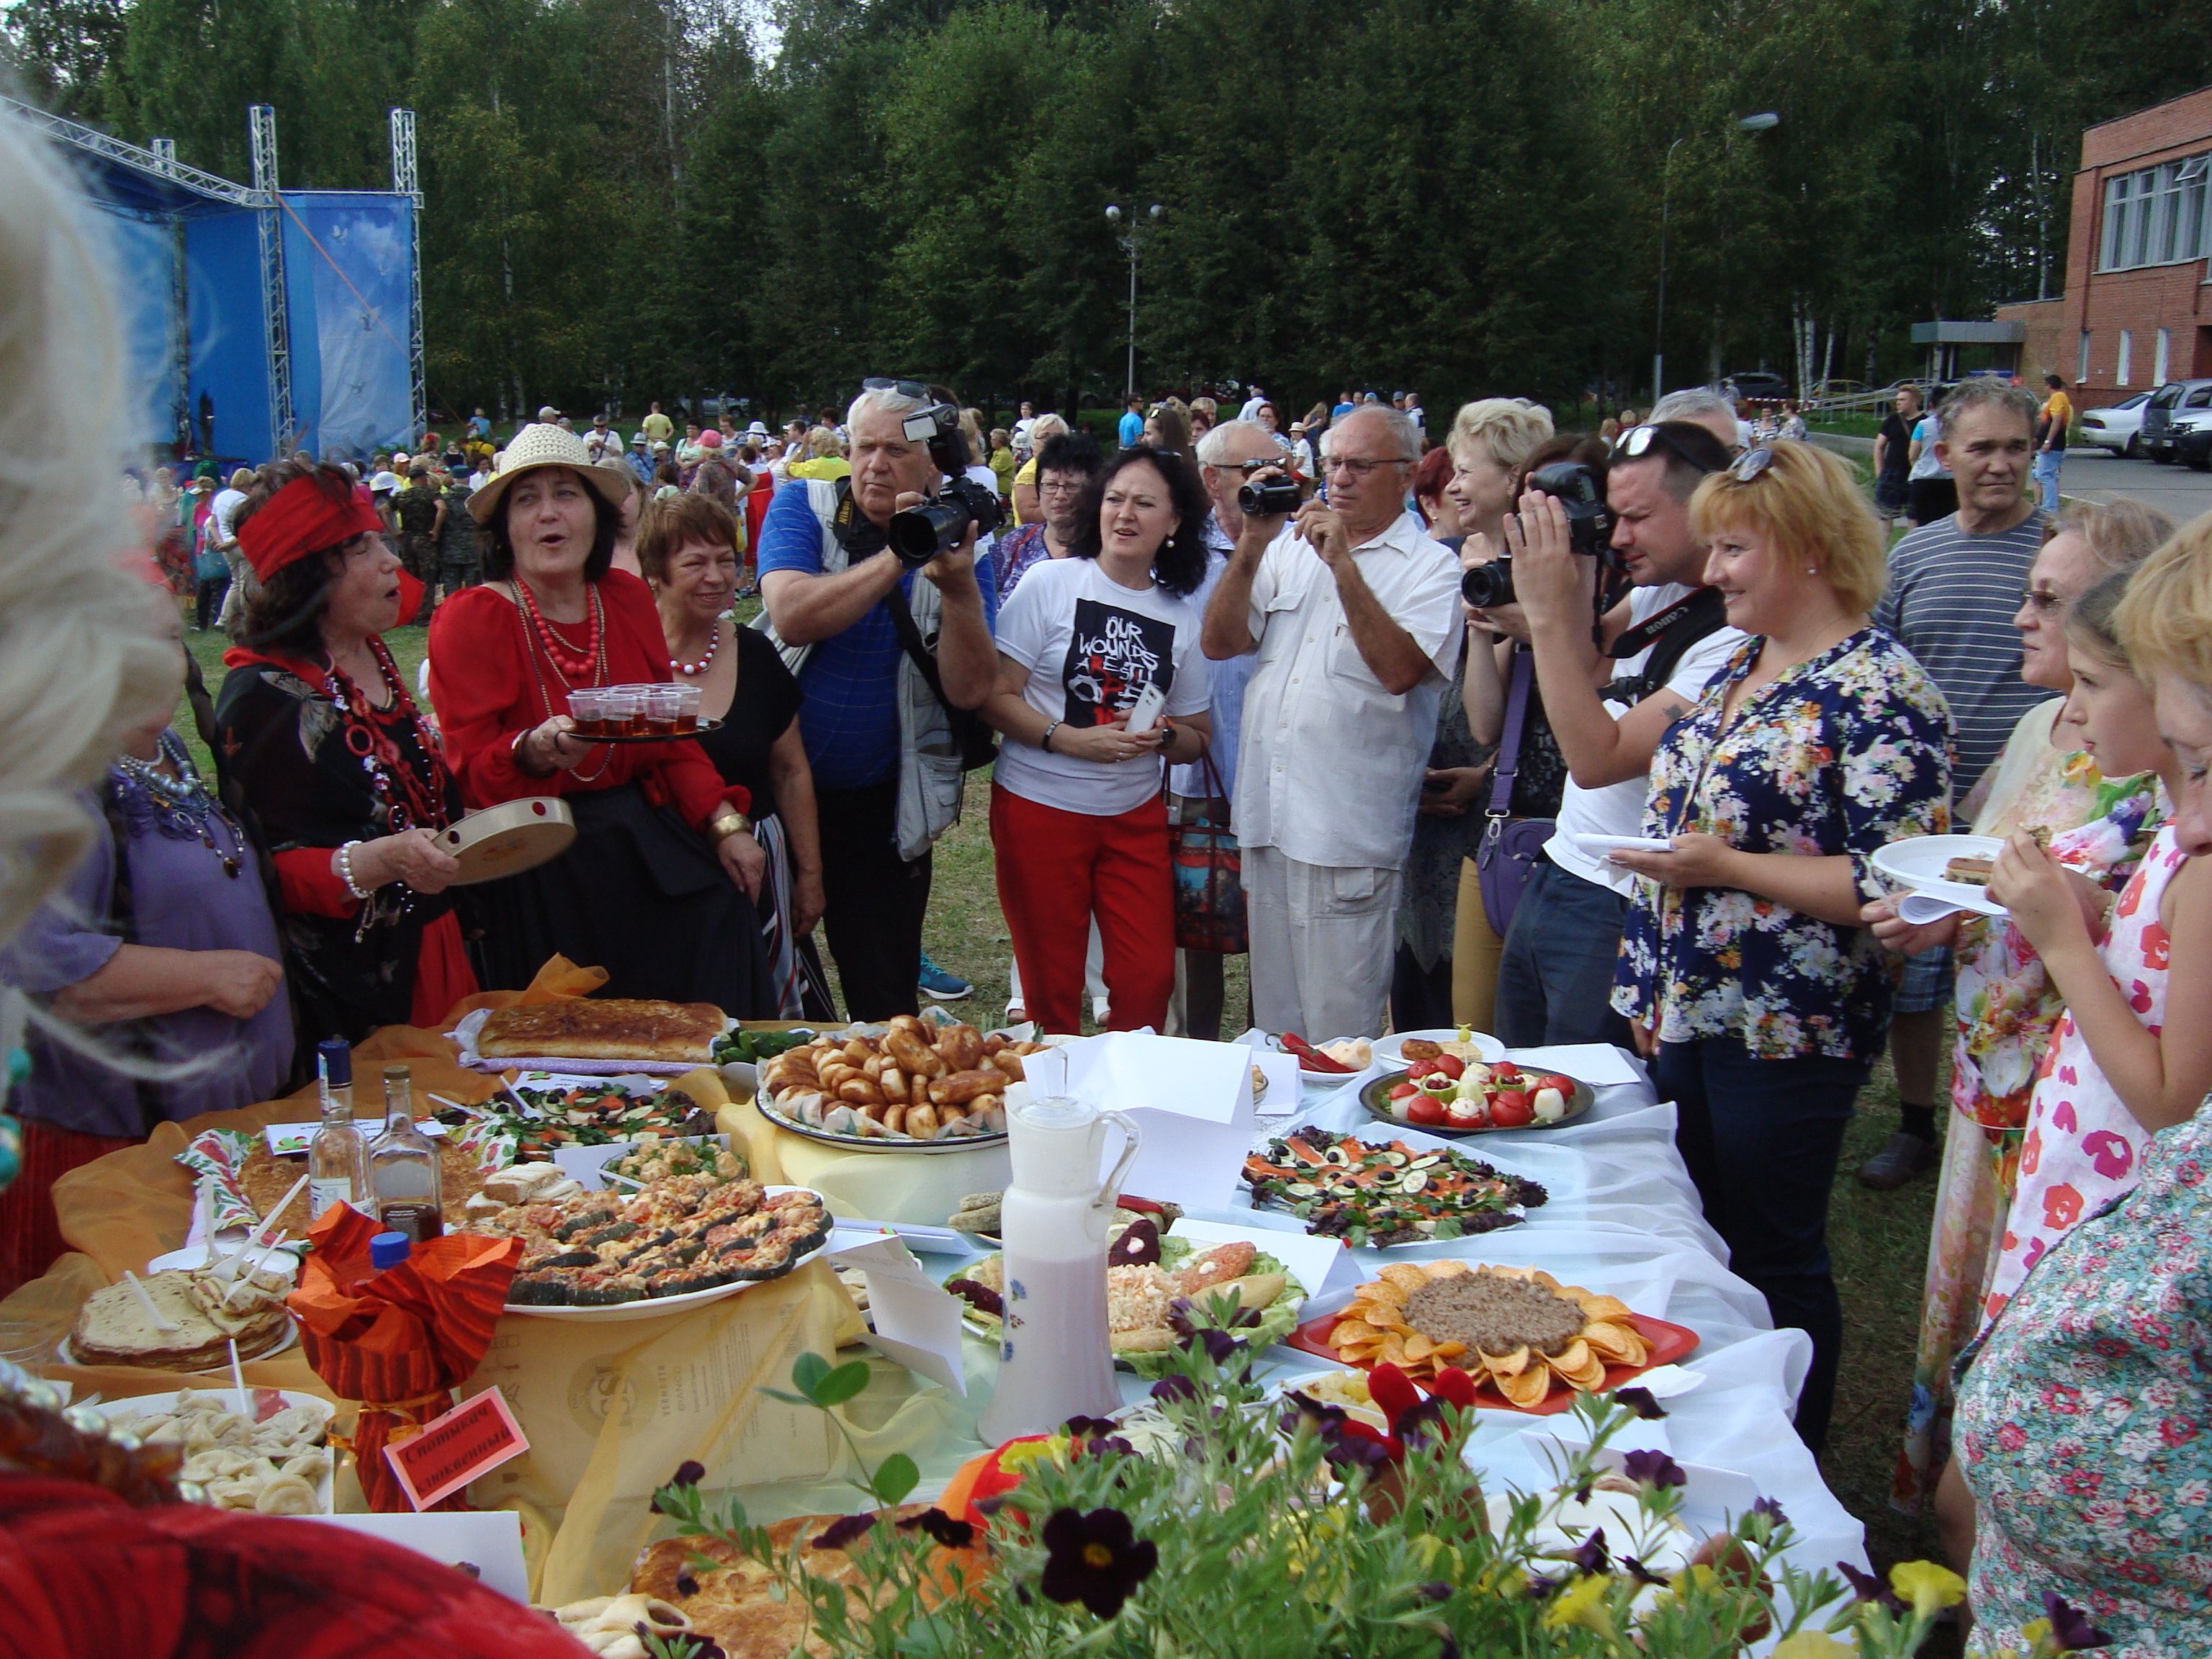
[1046,1033,1255,1211]
[1167,1216,1340,1303]
[1505,1043,1642,1088]
[305,1510,530,1603]
[824,1226,969,1395]
[1231,1033,1305,1115]
[264,1118,444,1157]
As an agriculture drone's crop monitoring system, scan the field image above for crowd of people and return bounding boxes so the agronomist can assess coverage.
[3,84,2212,1645]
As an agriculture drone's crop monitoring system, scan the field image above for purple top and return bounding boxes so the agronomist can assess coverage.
[0,735,293,1136]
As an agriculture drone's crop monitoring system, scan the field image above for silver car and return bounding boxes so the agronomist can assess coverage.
[2142,380,2212,463]
[2078,392,2150,457]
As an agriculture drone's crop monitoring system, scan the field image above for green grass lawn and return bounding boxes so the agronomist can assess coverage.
[178,598,1947,1596]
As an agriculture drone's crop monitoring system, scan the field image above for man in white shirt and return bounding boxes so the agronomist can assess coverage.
[1237,386,1269,423]
[209,467,253,631]
[584,413,621,464]
[1491,419,1745,1046]
[1202,405,1463,1039]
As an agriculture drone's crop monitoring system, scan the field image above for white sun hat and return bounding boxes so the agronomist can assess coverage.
[467,422,633,524]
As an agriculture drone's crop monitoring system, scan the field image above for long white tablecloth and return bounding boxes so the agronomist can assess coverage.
[732,1048,1870,1606]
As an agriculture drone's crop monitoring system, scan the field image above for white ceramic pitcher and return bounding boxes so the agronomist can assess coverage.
[976,1093,1141,1443]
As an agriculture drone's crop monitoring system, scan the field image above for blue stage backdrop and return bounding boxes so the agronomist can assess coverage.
[280,192,416,461]
[184,210,278,464]
[96,210,184,454]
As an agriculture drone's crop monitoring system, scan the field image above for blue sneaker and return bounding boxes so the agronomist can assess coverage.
[917,950,972,1001]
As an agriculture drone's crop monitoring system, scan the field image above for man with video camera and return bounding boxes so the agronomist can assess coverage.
[1202,405,1464,1041]
[1485,419,1746,1046]
[756,379,1000,1018]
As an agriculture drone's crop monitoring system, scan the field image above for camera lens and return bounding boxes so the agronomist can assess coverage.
[1460,559,1515,610]
[888,501,968,567]
[1237,478,1300,516]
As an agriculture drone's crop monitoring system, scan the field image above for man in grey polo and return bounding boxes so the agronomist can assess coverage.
[1860,379,2048,1190]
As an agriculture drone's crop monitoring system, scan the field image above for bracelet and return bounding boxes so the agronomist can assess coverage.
[709,811,752,844]
[337,840,373,900]
[1040,719,1062,755]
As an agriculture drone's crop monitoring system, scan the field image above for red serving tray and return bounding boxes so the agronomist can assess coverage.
[1285,1309,1699,1416]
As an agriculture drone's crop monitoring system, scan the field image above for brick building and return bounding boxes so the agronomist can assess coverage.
[1996,84,2211,410]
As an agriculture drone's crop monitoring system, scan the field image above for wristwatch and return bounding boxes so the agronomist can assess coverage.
[709,810,752,843]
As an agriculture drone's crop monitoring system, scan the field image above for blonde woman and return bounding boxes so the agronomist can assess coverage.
[1606,441,1951,1452]
[786,426,850,482]
[1011,413,1070,525]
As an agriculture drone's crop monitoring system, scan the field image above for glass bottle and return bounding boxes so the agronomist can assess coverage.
[307,1038,369,1220]
[367,1065,444,1243]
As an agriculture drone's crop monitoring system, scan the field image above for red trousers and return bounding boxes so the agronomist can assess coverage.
[991,785,1174,1037]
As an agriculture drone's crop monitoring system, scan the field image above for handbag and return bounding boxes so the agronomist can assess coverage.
[884,577,1000,771]
[1475,647,1554,938]
[1169,746,1247,955]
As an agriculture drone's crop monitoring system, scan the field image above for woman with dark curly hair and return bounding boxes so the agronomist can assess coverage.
[427,424,769,1011]
[981,445,1214,1033]
[214,462,476,1043]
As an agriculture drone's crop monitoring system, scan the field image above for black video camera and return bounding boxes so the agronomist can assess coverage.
[1460,462,1619,611]
[1236,477,1301,516]
[884,397,1005,567]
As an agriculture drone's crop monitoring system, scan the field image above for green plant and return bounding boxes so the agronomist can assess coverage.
[648,1340,1997,1659]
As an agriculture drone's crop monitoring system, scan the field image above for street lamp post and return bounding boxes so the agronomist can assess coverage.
[1653,112,1779,402]
[1105,202,1163,400]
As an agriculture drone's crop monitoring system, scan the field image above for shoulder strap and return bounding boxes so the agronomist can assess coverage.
[884,577,954,714]
[1601,585,1730,707]
[1485,647,1534,819]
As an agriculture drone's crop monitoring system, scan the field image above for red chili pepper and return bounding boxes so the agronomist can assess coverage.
[1282,1033,1354,1074]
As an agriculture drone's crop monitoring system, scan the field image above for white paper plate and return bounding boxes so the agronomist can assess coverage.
[93,1388,336,1513]
[501,1185,830,1321]
[1871,834,2007,919]
[146,1241,304,1283]
[1372,1028,1509,1068]
[1568,834,1674,856]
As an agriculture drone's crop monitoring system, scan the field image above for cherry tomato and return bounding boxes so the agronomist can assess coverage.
[1490,1061,1521,1082]
[1535,1074,1577,1100]
[1444,1097,1488,1129]
[1488,1090,1534,1128]
[1433,1053,1466,1080]
[1407,1059,1436,1081]
[1406,1094,1448,1127]
[1388,1081,1419,1101]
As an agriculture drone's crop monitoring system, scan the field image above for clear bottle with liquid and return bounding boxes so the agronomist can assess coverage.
[307,1038,369,1220]
[367,1064,444,1243]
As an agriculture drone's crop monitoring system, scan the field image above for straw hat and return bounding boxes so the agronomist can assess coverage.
[467,422,633,524]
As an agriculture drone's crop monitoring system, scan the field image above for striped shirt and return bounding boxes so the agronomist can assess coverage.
[1874,509,2053,790]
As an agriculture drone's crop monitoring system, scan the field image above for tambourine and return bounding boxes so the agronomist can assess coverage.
[440,797,576,885]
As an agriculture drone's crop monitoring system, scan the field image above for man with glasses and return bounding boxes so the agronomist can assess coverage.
[1858,378,2049,1190]
[756,378,999,1019]
[1492,420,1745,1048]
[1201,405,1463,1040]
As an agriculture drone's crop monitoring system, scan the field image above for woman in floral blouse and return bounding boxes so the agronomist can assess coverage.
[1608,441,1951,1452]
[1869,500,2172,1514]
[1949,517,2212,1655]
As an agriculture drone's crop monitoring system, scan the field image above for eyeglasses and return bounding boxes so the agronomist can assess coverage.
[2018,587,2064,612]
[1618,423,1722,475]
[1038,477,1087,496]
[861,377,930,400]
[1728,447,1776,483]
[1322,455,1412,477]
[1230,458,1286,476]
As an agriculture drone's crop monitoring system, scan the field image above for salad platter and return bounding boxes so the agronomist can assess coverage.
[1359,1055,1593,1136]
[1241,1126,1547,1248]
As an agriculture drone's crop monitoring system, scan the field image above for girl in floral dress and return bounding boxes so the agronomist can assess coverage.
[1871,503,2173,1513]
[1954,518,2212,1656]
[1981,571,2212,1323]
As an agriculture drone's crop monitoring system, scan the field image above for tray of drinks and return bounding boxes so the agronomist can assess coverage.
[567,684,720,742]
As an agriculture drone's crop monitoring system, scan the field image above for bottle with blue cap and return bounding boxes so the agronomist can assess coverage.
[307,1039,369,1219]
[369,1231,412,1272]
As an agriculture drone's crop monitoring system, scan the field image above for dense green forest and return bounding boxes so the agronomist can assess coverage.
[4,0,2205,422]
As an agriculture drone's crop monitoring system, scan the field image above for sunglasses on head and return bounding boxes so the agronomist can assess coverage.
[862,377,930,400]
[1617,423,1722,473]
[1729,447,1776,483]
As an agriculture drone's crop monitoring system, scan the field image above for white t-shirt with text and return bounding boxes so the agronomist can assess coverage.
[992,556,1212,817]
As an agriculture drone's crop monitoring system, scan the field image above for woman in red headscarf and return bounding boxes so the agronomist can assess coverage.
[214,462,477,1046]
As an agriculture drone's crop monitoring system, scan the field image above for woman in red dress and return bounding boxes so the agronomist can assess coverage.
[428,425,771,1012]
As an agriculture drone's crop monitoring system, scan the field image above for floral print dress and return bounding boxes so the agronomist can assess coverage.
[1892,723,2163,1511]
[1611,627,1952,1061]
[1955,1104,2212,1657]
[1981,823,2192,1323]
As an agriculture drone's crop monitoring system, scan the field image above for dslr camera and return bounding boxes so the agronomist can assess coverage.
[886,397,1005,567]
[1236,476,1301,516]
[1460,462,1619,611]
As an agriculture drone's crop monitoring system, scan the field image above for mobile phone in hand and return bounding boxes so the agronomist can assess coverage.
[1124,683,1168,736]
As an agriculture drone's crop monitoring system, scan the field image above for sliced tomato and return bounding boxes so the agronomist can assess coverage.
[1488,1091,1534,1128]
[1405,1095,1448,1127]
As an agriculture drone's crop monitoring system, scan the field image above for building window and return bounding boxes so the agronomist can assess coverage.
[2099,155,2212,271]
[2079,330,2092,383]
[2156,328,2172,385]
[2118,330,2134,386]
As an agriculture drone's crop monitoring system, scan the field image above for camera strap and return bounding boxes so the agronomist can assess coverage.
[884,577,1000,772]
[825,478,890,560]
[1599,585,1729,707]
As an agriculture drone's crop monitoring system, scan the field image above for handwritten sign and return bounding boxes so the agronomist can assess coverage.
[384,1387,530,1511]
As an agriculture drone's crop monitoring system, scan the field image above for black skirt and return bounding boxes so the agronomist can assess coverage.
[470,783,773,1016]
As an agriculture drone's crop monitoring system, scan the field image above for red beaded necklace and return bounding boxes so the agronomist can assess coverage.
[516,577,605,685]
